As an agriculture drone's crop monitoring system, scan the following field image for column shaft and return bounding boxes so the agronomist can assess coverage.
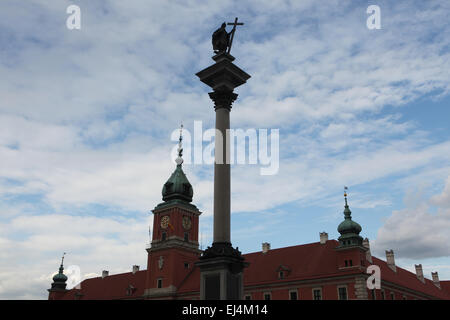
[214,107,231,243]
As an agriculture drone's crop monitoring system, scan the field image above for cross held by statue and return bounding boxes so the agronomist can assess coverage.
[227,17,244,54]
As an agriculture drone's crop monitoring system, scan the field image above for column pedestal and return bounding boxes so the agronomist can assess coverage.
[196,242,247,300]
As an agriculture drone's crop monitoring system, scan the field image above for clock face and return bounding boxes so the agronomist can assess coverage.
[160,215,170,229]
[182,216,192,230]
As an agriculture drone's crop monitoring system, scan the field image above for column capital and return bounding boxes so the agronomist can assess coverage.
[208,91,238,111]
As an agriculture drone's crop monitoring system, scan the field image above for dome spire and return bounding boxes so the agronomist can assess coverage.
[51,252,68,290]
[59,252,66,272]
[175,122,184,166]
[343,186,351,219]
[344,186,348,206]
[337,187,363,247]
[160,122,193,204]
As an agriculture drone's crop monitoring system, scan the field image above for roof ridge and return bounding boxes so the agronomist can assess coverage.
[243,239,339,256]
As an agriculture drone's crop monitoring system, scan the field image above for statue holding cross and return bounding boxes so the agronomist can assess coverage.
[211,17,244,54]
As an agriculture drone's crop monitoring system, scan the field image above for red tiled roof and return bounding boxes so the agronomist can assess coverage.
[177,266,200,295]
[242,240,449,299]
[242,240,358,285]
[60,270,147,300]
[368,260,450,300]
[441,281,450,295]
[372,257,450,299]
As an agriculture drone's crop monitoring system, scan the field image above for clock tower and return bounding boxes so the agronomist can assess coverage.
[144,126,202,299]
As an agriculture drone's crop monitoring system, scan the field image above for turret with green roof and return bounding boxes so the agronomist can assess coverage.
[50,253,68,290]
[337,188,363,248]
[155,124,197,211]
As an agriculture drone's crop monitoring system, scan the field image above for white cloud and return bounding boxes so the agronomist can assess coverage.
[430,176,450,208]
[373,181,450,259]
[0,213,150,299]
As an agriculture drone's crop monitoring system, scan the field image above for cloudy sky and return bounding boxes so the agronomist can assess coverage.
[1,0,450,299]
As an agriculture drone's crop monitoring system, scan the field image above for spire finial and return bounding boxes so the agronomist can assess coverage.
[344,186,348,207]
[175,122,184,166]
[59,252,66,273]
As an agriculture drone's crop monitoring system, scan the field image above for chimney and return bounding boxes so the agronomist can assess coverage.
[431,272,440,288]
[415,264,425,283]
[319,232,328,244]
[132,265,140,274]
[385,250,396,272]
[102,270,109,279]
[262,242,270,254]
[362,238,372,263]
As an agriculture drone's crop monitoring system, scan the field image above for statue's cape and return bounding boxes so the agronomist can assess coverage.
[212,27,229,51]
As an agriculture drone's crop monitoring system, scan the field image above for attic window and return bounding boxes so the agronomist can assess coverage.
[126,285,136,296]
[276,265,291,279]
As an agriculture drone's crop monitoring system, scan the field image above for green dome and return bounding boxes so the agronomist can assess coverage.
[337,199,363,247]
[162,164,193,203]
[53,270,68,283]
[337,206,362,235]
[51,262,68,290]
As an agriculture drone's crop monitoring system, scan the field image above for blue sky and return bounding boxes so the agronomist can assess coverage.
[1,0,450,299]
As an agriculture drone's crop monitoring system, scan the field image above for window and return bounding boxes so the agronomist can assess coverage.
[349,260,353,266]
[264,292,271,300]
[279,271,284,279]
[390,292,395,300]
[244,294,251,300]
[184,262,190,269]
[338,287,348,300]
[345,260,348,267]
[162,232,167,241]
[157,278,163,289]
[126,285,136,296]
[371,289,376,300]
[184,232,189,242]
[313,288,322,300]
[381,290,385,300]
[289,290,298,300]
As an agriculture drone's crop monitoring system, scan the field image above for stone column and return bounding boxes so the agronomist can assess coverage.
[195,52,250,300]
[209,91,236,244]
